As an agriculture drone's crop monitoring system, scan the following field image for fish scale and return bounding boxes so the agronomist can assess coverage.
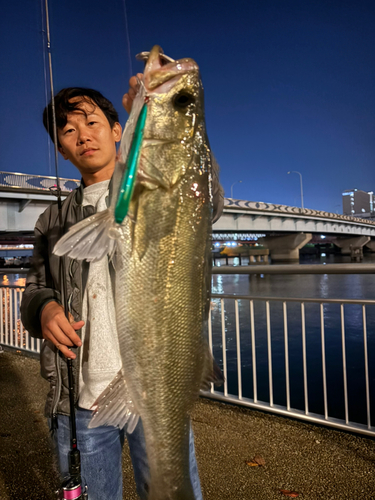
[116,176,210,499]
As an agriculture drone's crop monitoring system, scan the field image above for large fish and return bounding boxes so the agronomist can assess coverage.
[54,45,220,500]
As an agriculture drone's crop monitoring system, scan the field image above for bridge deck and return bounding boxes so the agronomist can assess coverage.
[1,350,374,500]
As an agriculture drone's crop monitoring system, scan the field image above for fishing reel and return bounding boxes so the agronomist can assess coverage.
[57,477,88,500]
[55,415,88,500]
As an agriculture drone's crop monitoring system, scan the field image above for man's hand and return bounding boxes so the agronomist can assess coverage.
[122,73,143,114]
[41,301,84,360]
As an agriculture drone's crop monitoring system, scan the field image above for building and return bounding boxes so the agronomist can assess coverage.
[342,189,374,217]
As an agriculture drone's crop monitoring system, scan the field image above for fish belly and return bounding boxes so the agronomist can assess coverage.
[116,180,210,499]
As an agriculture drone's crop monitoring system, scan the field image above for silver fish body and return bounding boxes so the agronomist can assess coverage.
[55,46,216,500]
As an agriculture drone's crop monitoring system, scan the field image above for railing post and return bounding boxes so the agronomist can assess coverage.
[362,305,371,429]
[301,302,308,415]
[340,304,349,424]
[283,302,290,411]
[221,298,228,397]
[266,301,273,407]
[320,303,328,420]
[235,300,242,400]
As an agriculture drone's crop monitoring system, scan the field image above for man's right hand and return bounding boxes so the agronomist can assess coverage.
[41,301,84,359]
[122,73,143,114]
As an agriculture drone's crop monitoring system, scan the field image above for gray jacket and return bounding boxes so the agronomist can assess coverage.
[21,160,224,419]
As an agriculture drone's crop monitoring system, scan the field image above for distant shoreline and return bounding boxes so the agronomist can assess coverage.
[0,268,28,274]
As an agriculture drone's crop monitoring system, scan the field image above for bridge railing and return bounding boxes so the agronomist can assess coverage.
[1,265,374,437]
[224,198,375,226]
[0,171,80,194]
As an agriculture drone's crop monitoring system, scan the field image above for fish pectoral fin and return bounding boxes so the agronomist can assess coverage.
[53,208,120,262]
[200,346,224,391]
[88,370,139,432]
[137,153,170,190]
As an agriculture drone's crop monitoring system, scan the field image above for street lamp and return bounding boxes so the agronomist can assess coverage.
[230,180,242,199]
[287,171,304,210]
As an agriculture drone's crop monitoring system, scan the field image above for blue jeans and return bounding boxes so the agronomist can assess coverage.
[51,407,202,500]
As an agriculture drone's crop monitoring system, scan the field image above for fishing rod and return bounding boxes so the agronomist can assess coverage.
[41,1,87,498]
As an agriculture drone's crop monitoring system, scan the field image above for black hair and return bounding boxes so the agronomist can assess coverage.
[43,87,120,146]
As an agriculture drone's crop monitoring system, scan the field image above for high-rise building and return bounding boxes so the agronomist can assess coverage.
[342,189,373,217]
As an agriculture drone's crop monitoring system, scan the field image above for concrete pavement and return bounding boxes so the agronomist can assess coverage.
[0,350,374,500]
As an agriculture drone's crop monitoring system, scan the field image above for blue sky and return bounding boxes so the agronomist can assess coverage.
[1,0,374,213]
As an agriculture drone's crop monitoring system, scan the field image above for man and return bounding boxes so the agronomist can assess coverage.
[21,74,223,499]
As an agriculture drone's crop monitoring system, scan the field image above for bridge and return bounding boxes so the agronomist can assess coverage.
[1,171,375,259]
[215,199,375,260]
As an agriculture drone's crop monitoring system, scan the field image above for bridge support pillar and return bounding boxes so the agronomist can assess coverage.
[334,236,370,260]
[365,240,375,252]
[258,233,312,262]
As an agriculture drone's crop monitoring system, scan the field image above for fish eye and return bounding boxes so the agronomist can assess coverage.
[173,92,195,109]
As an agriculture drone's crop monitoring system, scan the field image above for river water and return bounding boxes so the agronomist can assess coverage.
[210,254,375,426]
[1,253,375,425]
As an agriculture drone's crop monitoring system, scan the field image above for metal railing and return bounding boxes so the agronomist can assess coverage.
[204,264,375,437]
[0,171,80,194]
[1,264,375,436]
[224,197,375,226]
[0,286,41,353]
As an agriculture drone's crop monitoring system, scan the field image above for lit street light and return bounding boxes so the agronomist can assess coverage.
[230,180,242,199]
[287,171,304,210]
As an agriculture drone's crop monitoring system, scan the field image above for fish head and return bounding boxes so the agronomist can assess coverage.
[138,45,208,190]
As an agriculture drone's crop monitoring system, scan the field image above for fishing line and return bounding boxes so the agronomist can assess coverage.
[40,1,87,498]
[40,0,53,177]
[121,0,133,79]
[42,0,60,191]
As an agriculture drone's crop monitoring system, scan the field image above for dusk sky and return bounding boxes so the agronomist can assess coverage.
[1,0,374,213]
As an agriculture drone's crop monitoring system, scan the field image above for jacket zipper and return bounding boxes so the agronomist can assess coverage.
[52,256,75,424]
[51,192,85,423]
[51,348,62,428]
[67,259,74,311]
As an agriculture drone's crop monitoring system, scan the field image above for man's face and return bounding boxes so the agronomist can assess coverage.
[57,98,122,178]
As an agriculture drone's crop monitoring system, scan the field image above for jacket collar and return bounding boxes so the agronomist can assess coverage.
[75,175,114,206]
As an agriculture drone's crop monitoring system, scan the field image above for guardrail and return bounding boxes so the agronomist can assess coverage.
[204,265,375,437]
[0,286,41,353]
[224,197,375,226]
[0,171,80,194]
[2,264,375,436]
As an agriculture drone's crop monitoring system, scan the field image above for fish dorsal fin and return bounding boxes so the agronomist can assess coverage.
[88,369,139,432]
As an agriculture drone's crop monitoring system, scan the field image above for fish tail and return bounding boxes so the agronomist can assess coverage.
[53,208,122,262]
[149,480,195,500]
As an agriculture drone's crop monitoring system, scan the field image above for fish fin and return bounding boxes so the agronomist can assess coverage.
[53,208,122,262]
[200,345,224,391]
[88,370,139,432]
[150,480,195,500]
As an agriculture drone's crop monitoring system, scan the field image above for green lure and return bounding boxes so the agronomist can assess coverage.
[114,103,148,223]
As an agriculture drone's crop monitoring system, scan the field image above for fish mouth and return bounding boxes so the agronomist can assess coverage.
[142,45,198,92]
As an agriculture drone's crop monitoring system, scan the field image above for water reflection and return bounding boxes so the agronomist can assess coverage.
[210,255,375,425]
[211,274,224,295]
[1,273,26,287]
